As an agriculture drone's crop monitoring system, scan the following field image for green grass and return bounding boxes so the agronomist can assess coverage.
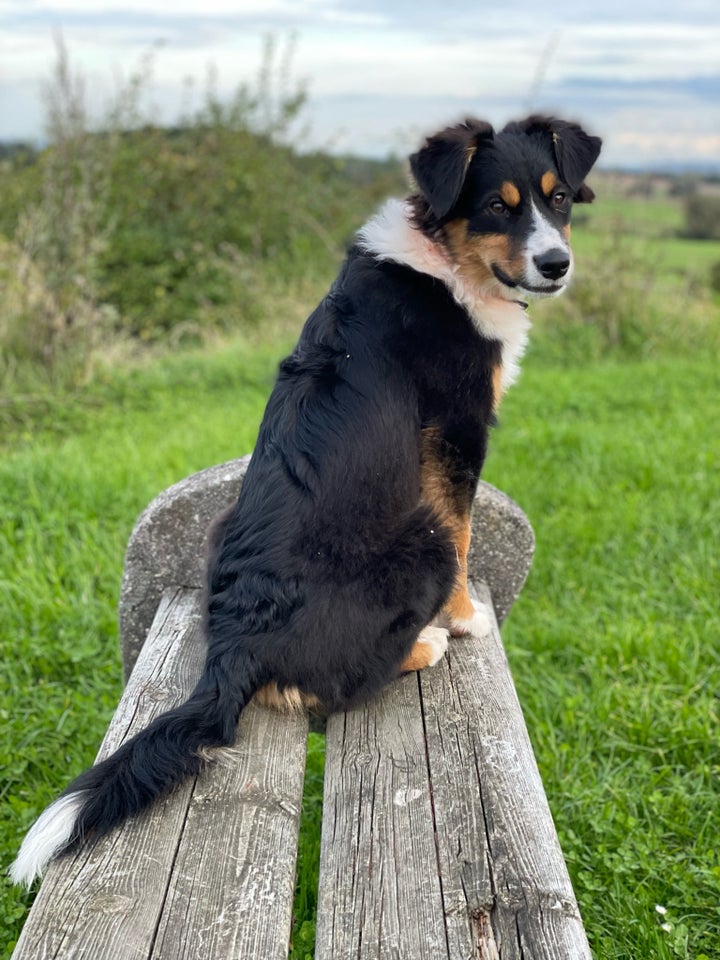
[2,338,718,959]
[483,358,720,959]
[572,227,720,288]
[580,195,685,236]
[290,733,325,960]
[572,190,720,290]
[0,339,292,957]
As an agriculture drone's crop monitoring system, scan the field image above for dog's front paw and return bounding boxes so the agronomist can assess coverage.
[449,599,493,638]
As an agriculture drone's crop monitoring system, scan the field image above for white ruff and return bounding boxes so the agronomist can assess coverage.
[356,199,531,391]
[9,791,86,889]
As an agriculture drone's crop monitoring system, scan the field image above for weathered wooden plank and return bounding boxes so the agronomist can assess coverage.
[12,586,309,960]
[150,700,308,960]
[315,673,449,959]
[316,582,590,960]
[420,581,591,959]
[12,588,206,960]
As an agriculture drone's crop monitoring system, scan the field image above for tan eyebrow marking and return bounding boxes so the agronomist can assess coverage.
[500,181,521,207]
[541,171,558,196]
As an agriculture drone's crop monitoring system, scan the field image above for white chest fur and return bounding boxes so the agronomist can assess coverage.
[357,199,531,392]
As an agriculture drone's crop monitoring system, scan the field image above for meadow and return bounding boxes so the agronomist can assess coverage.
[1,74,719,957]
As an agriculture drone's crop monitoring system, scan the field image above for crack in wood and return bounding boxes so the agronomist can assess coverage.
[147,772,200,959]
[472,909,501,960]
[417,670,453,958]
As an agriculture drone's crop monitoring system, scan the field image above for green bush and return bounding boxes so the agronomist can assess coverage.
[0,38,404,386]
[0,40,114,388]
[682,193,720,240]
[710,261,720,294]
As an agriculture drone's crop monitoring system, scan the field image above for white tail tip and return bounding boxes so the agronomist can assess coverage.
[9,792,86,889]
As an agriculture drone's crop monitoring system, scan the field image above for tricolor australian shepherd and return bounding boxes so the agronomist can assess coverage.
[12,114,600,887]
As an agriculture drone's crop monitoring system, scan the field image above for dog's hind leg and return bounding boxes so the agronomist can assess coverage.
[399,626,449,673]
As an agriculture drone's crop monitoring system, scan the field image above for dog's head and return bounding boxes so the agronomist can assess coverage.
[410,115,601,300]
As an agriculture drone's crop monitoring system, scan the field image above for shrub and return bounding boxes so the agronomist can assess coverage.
[710,261,720,294]
[0,36,404,388]
[682,193,720,240]
[0,38,114,387]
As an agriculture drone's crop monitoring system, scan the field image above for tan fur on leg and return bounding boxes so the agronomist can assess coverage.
[419,427,478,637]
[253,683,323,714]
[400,626,449,672]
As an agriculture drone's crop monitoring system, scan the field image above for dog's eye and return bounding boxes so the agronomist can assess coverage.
[488,199,507,215]
[553,191,567,207]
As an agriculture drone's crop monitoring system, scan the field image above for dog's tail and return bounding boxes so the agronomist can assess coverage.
[10,645,266,888]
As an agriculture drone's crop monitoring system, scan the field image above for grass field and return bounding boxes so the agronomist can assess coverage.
[1,327,718,958]
[571,192,720,290]
[485,356,720,960]
[2,167,720,959]
[573,229,720,285]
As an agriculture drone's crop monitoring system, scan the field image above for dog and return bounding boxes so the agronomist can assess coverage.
[11,114,601,887]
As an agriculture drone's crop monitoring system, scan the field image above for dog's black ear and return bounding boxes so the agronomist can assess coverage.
[410,118,494,219]
[513,115,602,203]
[551,119,602,202]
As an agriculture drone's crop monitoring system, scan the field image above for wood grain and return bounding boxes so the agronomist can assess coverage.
[315,581,591,959]
[150,700,308,960]
[420,581,591,958]
[12,587,308,960]
[316,675,449,959]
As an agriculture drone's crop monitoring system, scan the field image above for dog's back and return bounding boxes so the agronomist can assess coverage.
[209,248,498,710]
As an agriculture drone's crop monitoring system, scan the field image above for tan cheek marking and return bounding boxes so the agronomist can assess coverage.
[443,219,472,261]
[563,224,571,240]
[541,171,558,196]
[500,181,521,208]
[444,219,521,287]
[463,233,522,284]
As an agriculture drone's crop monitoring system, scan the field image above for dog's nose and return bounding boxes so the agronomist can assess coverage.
[533,249,570,281]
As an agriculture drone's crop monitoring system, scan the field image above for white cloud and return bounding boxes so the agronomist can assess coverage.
[3,0,329,14]
[564,23,720,79]
[0,0,718,167]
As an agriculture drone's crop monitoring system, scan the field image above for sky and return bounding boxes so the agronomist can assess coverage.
[1,0,719,170]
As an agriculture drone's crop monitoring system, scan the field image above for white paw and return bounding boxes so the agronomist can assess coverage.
[450,600,493,638]
[417,626,450,666]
